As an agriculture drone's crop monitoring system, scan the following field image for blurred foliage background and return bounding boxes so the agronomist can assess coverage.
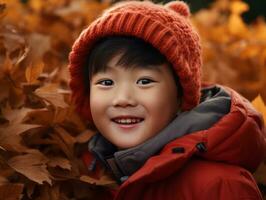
[181,0,266,23]
[0,0,265,199]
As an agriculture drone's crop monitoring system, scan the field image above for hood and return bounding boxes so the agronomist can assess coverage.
[87,85,266,185]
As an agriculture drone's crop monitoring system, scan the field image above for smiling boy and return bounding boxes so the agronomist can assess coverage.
[69,1,266,199]
[90,51,180,149]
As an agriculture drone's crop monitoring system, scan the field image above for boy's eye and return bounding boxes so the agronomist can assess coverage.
[137,78,155,85]
[96,79,113,86]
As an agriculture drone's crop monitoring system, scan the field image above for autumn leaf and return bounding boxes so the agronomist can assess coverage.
[26,33,51,63]
[28,0,43,13]
[23,108,54,126]
[7,150,52,185]
[80,174,117,188]
[1,105,43,132]
[0,127,29,152]
[25,62,44,84]
[34,84,68,108]
[1,106,31,124]
[52,125,76,159]
[252,95,266,122]
[228,14,248,36]
[47,156,71,170]
[53,107,70,124]
[0,130,28,152]
[230,1,249,15]
[0,123,41,136]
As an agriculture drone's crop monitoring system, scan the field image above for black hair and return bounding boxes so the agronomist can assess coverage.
[83,35,182,97]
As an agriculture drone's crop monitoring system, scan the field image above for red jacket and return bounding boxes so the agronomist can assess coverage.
[82,85,266,200]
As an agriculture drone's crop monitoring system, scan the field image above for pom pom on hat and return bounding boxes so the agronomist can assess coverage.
[165,1,190,17]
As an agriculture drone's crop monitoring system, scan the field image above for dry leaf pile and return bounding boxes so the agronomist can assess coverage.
[0,0,265,199]
[0,0,117,199]
[192,0,266,101]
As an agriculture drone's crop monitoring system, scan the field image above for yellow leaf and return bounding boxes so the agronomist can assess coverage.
[230,1,249,15]
[228,14,248,37]
[252,95,266,123]
[25,62,44,84]
[29,0,43,13]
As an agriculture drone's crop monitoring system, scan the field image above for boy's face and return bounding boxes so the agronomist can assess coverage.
[90,54,180,149]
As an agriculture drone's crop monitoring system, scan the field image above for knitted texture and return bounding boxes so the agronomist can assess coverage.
[69,0,202,122]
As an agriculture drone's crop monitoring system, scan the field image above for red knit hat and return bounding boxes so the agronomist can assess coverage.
[69,0,202,122]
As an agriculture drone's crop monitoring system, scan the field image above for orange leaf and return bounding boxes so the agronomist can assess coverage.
[0,106,40,137]
[25,62,44,84]
[53,107,69,124]
[252,95,266,123]
[228,14,247,37]
[34,84,68,108]
[2,106,32,124]
[24,108,54,126]
[51,126,76,159]
[54,126,76,151]
[7,151,52,185]
[29,0,43,13]
[47,156,71,170]
[0,123,41,136]
[0,127,29,152]
[230,1,249,15]
[26,33,51,62]
[80,174,117,187]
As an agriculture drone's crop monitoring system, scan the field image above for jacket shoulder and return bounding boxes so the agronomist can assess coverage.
[170,158,263,200]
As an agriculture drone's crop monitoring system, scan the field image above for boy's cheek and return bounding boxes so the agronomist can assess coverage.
[90,96,106,121]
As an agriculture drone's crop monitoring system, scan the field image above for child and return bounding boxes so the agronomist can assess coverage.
[69,1,266,199]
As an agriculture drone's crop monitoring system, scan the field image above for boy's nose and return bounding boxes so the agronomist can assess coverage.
[112,87,137,107]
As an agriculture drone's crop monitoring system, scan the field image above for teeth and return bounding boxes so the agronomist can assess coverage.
[114,118,142,124]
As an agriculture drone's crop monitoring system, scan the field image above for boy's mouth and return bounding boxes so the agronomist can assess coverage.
[111,116,144,125]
